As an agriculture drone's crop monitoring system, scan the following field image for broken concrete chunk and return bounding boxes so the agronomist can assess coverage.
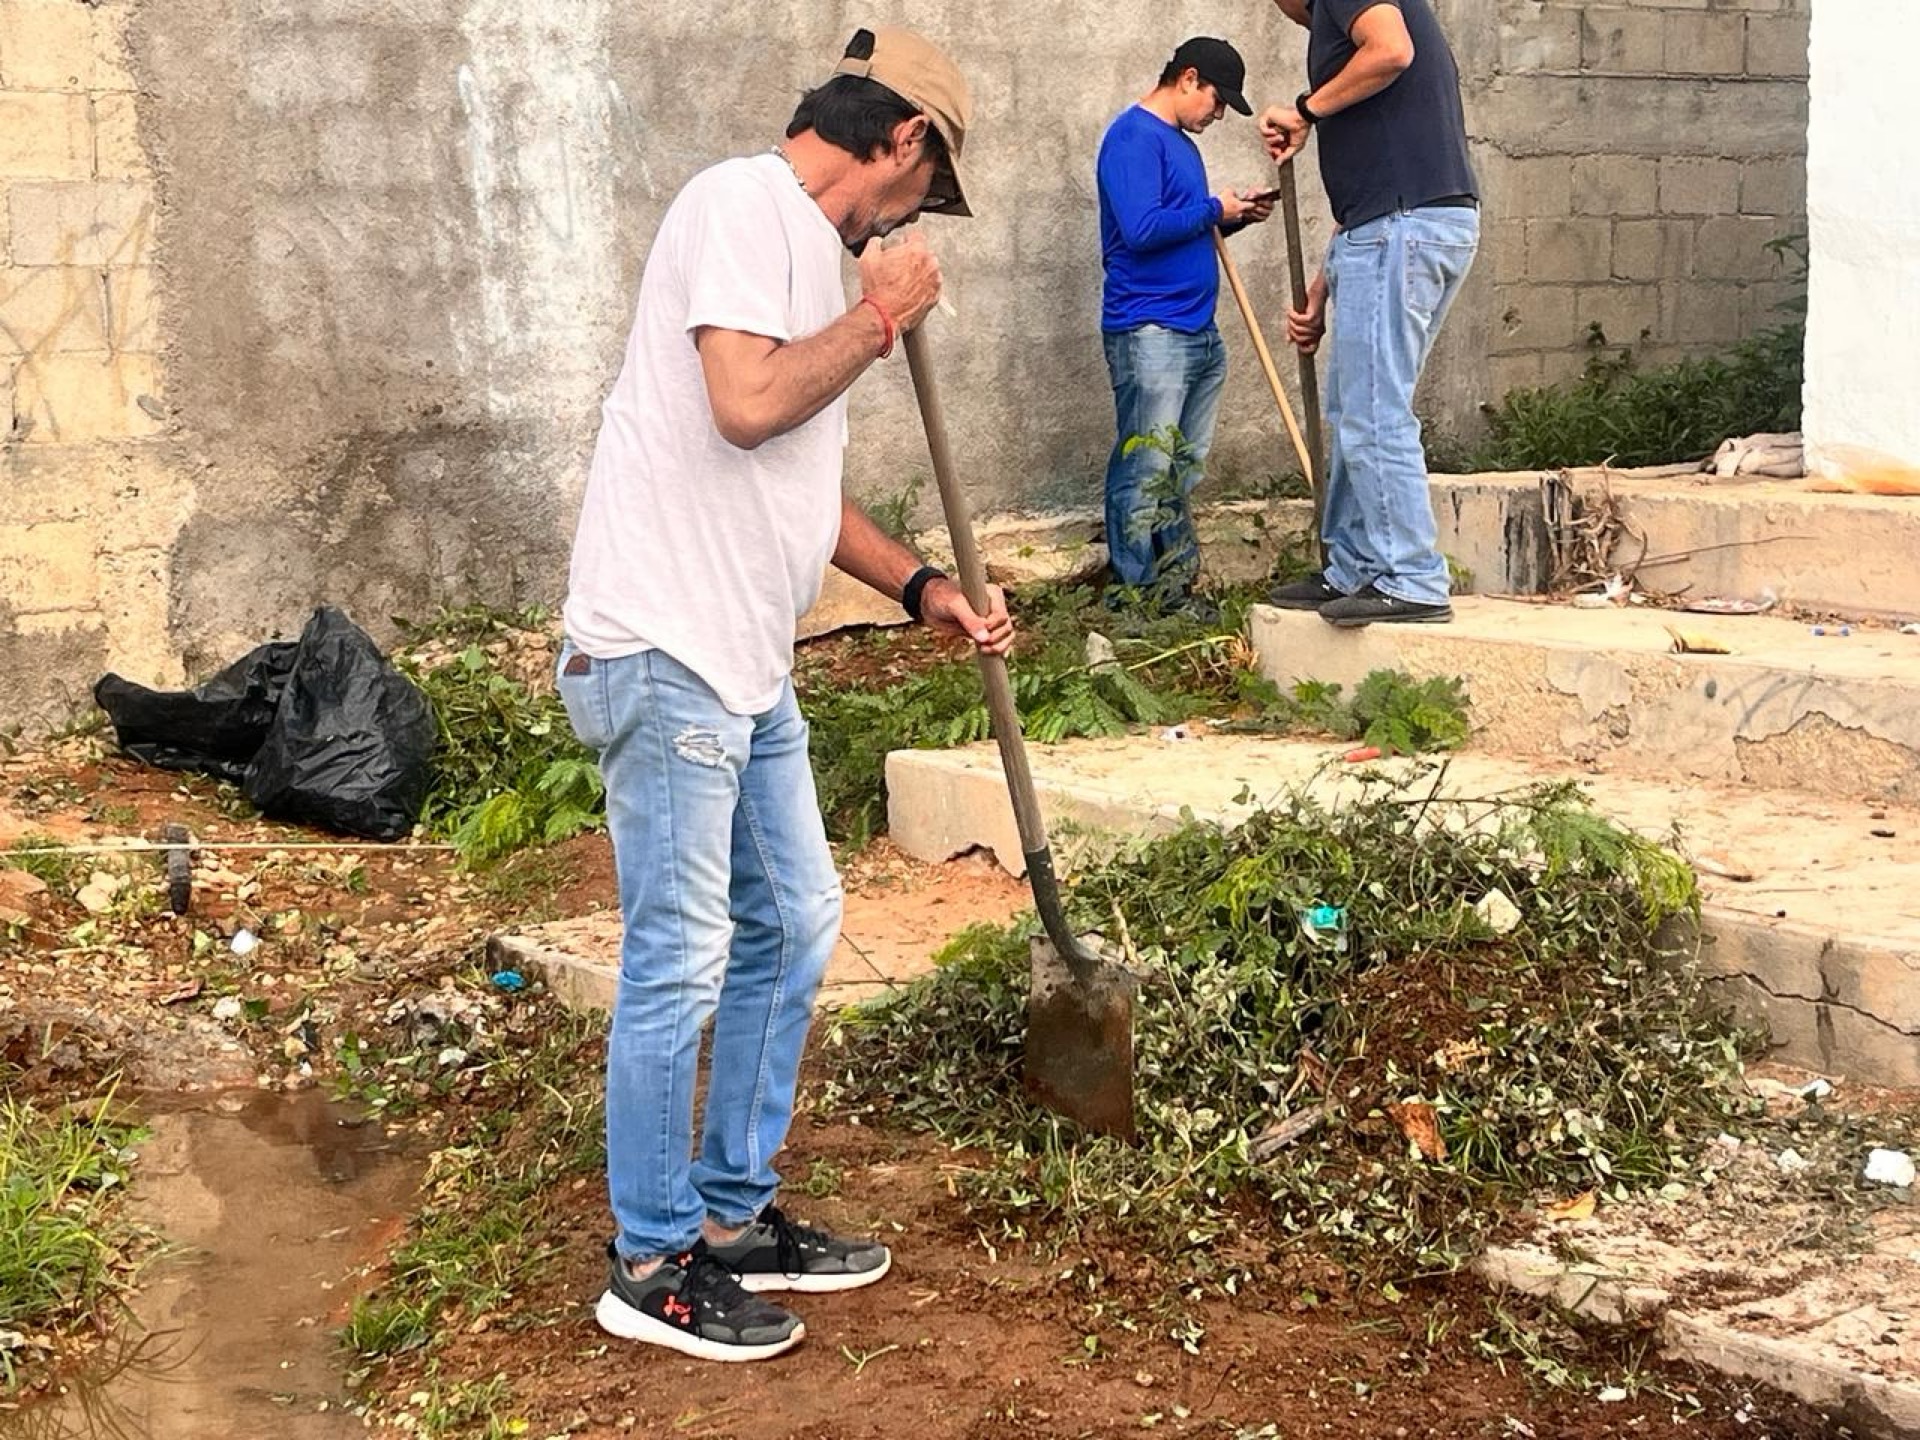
[1864,1148,1916,1188]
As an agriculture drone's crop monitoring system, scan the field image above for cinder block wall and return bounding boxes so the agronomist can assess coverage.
[0,1,1811,735]
[1475,0,1810,395]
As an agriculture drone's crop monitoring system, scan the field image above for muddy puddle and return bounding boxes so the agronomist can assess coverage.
[3,1090,420,1440]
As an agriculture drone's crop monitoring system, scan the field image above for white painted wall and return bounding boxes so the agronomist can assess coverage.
[1802,0,1920,476]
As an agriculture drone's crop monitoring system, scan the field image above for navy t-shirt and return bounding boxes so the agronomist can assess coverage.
[1309,0,1477,229]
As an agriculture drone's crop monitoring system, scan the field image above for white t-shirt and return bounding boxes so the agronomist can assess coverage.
[563,153,850,715]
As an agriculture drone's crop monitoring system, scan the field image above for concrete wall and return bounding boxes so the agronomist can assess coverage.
[1476,0,1811,400]
[0,1,1810,733]
[1801,0,1918,476]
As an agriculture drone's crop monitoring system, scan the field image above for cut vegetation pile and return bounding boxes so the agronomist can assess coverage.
[827,775,1747,1285]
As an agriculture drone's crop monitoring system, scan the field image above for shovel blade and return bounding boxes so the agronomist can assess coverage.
[1024,936,1136,1139]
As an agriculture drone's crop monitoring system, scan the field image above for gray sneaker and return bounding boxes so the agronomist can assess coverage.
[705,1207,893,1294]
[594,1240,805,1362]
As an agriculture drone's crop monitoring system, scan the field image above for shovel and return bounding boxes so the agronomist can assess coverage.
[902,324,1137,1140]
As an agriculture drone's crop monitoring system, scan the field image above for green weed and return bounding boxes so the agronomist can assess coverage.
[4,833,81,896]
[1474,236,1807,472]
[397,623,601,865]
[0,1092,144,1389]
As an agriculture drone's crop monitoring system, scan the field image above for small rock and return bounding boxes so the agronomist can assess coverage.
[212,996,244,1022]
[1775,1148,1812,1173]
[1474,888,1522,936]
[1596,1386,1628,1403]
[1865,1148,1916,1188]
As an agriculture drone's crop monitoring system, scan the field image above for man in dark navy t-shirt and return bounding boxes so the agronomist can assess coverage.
[1095,37,1272,619]
[1258,0,1479,626]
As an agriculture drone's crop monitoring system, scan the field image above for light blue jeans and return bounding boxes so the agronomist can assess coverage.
[1321,206,1480,606]
[1101,323,1228,596]
[556,645,841,1263]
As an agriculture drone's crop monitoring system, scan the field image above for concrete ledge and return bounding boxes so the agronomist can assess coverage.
[1480,1243,1920,1439]
[1251,597,1920,807]
[800,472,1920,644]
[1436,469,1920,619]
[885,734,1920,1083]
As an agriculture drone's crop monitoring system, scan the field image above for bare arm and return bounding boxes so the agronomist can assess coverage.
[1259,4,1417,162]
[694,235,942,451]
[695,313,888,451]
[1310,3,1416,116]
[832,495,1014,655]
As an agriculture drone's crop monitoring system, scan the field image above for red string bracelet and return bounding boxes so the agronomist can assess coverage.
[858,294,896,359]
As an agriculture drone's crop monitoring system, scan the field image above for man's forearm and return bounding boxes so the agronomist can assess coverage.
[1306,52,1405,116]
[831,495,927,601]
[697,304,892,450]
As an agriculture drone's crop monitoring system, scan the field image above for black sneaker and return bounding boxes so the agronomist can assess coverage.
[1268,573,1346,610]
[705,1206,893,1294]
[594,1240,805,1362]
[1318,584,1453,628]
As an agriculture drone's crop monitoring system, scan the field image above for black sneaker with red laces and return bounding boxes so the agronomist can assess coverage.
[594,1240,805,1362]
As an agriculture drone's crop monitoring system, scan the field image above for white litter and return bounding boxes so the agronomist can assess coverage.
[1597,1386,1629,1403]
[1864,1148,1915,1188]
[230,928,260,957]
[212,996,243,1022]
[1792,1077,1834,1101]
[1474,888,1523,936]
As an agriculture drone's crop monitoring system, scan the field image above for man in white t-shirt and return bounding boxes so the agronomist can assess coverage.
[557,27,1012,1363]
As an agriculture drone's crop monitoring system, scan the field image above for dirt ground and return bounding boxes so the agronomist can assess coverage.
[0,742,1858,1440]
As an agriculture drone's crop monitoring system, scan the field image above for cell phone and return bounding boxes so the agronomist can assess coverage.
[1244,186,1283,203]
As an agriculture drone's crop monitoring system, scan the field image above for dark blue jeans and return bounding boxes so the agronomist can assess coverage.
[1101,322,1227,596]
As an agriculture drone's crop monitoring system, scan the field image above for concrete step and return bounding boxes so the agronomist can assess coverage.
[885,734,1920,1085]
[1250,596,1920,809]
[799,470,1920,639]
[1430,468,1920,619]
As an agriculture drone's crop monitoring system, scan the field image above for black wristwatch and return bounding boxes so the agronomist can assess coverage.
[901,564,946,623]
[1295,90,1322,125]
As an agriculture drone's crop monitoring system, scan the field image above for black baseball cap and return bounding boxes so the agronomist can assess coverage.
[1170,36,1251,116]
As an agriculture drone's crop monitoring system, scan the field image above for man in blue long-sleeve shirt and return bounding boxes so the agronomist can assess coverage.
[1097,36,1271,618]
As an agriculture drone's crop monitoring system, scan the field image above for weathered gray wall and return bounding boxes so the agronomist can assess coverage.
[0,0,1808,731]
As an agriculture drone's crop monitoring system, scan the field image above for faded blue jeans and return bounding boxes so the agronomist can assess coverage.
[1321,206,1480,606]
[1101,322,1228,596]
[556,645,841,1263]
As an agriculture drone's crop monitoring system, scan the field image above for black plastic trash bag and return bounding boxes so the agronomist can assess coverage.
[96,607,435,841]
[94,642,297,784]
[241,608,436,840]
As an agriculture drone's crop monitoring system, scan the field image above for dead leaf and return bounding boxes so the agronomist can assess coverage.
[159,979,204,1006]
[1385,1101,1447,1161]
[1545,1191,1597,1223]
[1664,625,1732,655]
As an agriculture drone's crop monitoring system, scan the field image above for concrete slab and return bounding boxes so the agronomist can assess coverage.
[1481,1238,1920,1438]
[885,733,1920,1082]
[1436,469,1920,618]
[1251,596,1920,807]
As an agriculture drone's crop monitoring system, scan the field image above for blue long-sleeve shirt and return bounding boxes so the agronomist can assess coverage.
[1097,105,1225,334]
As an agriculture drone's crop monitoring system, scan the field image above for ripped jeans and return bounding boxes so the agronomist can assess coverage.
[555,644,842,1262]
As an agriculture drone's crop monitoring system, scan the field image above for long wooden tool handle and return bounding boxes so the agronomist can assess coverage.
[1213,230,1314,488]
[1277,161,1324,493]
[901,325,1094,982]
